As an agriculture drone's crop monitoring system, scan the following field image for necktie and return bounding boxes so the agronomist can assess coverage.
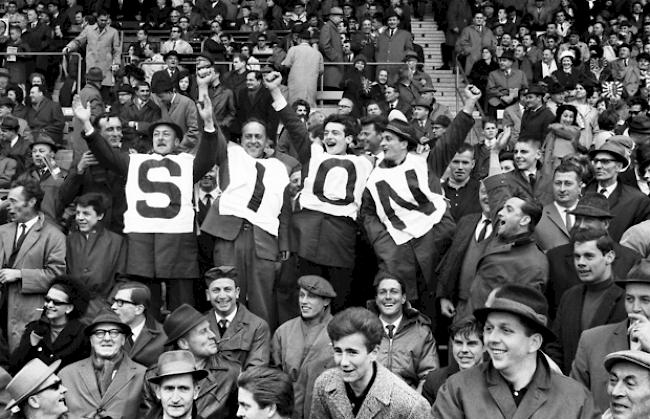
[477,219,491,241]
[14,223,26,250]
[386,324,395,339]
[599,188,607,197]
[389,29,394,37]
[218,319,228,336]
[565,209,573,232]
[420,121,425,128]
[528,173,536,189]
[126,333,135,351]
[204,193,212,208]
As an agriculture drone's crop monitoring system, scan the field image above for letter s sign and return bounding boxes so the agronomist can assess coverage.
[135,159,182,218]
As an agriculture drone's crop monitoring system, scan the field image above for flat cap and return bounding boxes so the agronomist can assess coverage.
[604,350,650,371]
[298,275,337,298]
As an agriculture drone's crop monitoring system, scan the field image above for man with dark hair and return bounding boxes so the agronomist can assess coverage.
[237,367,294,419]
[358,115,387,159]
[519,84,555,144]
[111,281,166,368]
[67,192,125,320]
[152,77,200,153]
[535,162,585,251]
[234,70,278,140]
[311,307,431,418]
[0,177,65,350]
[443,143,482,221]
[120,81,163,150]
[433,285,598,418]
[25,85,65,146]
[549,227,626,373]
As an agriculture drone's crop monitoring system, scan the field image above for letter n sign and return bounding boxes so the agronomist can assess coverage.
[136,159,182,218]
[375,169,435,230]
[313,159,357,205]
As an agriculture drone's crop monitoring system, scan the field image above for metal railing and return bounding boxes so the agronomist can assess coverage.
[0,51,84,96]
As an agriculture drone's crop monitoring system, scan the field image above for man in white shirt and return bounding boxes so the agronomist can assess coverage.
[160,25,194,55]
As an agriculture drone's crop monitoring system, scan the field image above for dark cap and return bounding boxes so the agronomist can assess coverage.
[605,350,650,372]
[499,49,515,61]
[474,284,555,342]
[432,115,451,127]
[298,275,337,299]
[384,120,418,145]
[0,97,15,109]
[117,84,134,95]
[616,259,650,287]
[86,67,104,82]
[84,308,131,337]
[411,97,431,110]
[196,53,214,65]
[526,84,547,96]
[31,133,59,151]
[569,192,613,218]
[151,77,175,94]
[149,120,184,141]
[164,304,207,345]
[163,50,180,61]
[0,116,18,132]
[328,6,343,15]
[403,50,418,62]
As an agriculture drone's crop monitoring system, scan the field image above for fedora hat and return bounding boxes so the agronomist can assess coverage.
[569,192,613,219]
[588,138,631,168]
[163,50,180,61]
[499,49,515,62]
[526,84,547,96]
[164,304,207,345]
[384,119,417,145]
[616,259,650,286]
[149,120,184,141]
[411,97,432,110]
[328,6,343,15]
[86,67,104,83]
[6,359,60,411]
[84,308,131,337]
[604,350,650,372]
[474,284,556,342]
[0,115,19,131]
[31,133,60,152]
[147,350,208,384]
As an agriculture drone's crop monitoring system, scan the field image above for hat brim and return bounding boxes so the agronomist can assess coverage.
[6,359,61,411]
[604,352,650,371]
[147,368,209,384]
[588,149,629,166]
[30,141,59,151]
[164,313,206,345]
[474,306,556,342]
[615,277,650,287]
[84,321,131,337]
[568,208,613,218]
[384,125,417,144]
[149,121,184,142]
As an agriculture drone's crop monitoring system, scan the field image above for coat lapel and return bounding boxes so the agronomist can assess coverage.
[14,215,44,266]
[589,284,623,328]
[0,226,14,264]
[546,204,568,236]
[78,359,103,403]
[102,358,137,404]
[357,366,392,419]
[485,367,517,419]
[323,378,354,419]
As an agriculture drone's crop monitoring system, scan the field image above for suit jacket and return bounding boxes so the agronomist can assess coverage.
[534,203,571,251]
[545,280,626,374]
[60,354,146,419]
[375,28,413,64]
[311,363,431,419]
[151,67,180,90]
[486,69,528,106]
[570,320,629,413]
[160,93,199,153]
[519,105,555,144]
[25,98,65,145]
[207,304,271,369]
[545,242,641,317]
[318,20,344,87]
[126,317,166,368]
[70,83,104,156]
[585,182,650,242]
[234,87,278,140]
[0,213,66,350]
[610,58,641,97]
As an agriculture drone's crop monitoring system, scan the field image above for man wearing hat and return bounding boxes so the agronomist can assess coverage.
[0,118,20,189]
[611,43,640,97]
[151,76,200,153]
[69,67,105,157]
[113,85,134,114]
[602,350,650,419]
[151,50,181,95]
[572,260,650,412]
[6,359,66,419]
[161,26,193,55]
[433,285,598,418]
[455,11,497,75]
[586,137,650,241]
[59,309,147,419]
[142,304,238,418]
[282,28,324,107]
[404,50,433,89]
[486,49,528,113]
[519,83,555,144]
[318,7,344,89]
[72,74,219,316]
[409,98,434,144]
[545,192,642,314]
[271,275,336,419]
[376,12,413,79]
[145,350,211,419]
[369,274,438,390]
[26,133,65,225]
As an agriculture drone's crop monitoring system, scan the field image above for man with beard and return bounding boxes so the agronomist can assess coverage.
[59,309,146,419]
[271,275,336,419]
[6,358,68,419]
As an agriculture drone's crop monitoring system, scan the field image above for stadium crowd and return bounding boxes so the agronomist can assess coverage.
[1,0,650,418]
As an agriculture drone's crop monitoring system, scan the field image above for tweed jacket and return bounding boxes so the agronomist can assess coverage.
[311,363,432,419]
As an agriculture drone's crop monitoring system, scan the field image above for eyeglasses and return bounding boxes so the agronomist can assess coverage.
[35,380,62,394]
[44,296,70,306]
[111,298,136,307]
[91,329,124,339]
[171,29,181,32]
[591,157,618,165]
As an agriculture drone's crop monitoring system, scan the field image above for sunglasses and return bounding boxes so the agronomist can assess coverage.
[44,296,70,306]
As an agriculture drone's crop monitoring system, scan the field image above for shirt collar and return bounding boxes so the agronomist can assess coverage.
[600,182,617,197]
[130,317,146,342]
[20,215,39,232]
[553,200,576,214]
[380,315,402,334]
[215,306,237,325]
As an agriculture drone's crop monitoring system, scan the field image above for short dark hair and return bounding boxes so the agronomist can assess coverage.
[237,367,294,417]
[11,176,43,210]
[482,116,497,128]
[628,96,650,111]
[292,99,310,115]
[455,143,475,157]
[247,70,262,81]
[513,192,543,231]
[373,272,407,295]
[450,316,483,341]
[308,123,323,140]
[114,281,152,312]
[74,192,106,216]
[360,115,387,133]
[6,85,23,104]
[93,111,122,131]
[573,228,615,254]
[554,161,583,182]
[49,275,90,319]
[327,307,383,352]
[598,108,619,131]
[204,265,240,287]
[323,114,357,138]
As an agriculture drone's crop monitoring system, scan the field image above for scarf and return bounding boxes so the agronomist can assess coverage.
[92,350,124,397]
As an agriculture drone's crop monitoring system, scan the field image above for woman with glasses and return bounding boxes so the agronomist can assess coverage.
[9,275,90,374]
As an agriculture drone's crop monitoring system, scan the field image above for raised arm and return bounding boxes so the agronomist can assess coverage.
[193,75,226,182]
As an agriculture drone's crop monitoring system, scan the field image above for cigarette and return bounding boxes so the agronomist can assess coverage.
[35,308,44,311]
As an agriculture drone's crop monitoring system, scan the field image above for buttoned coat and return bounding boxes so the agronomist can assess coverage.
[0,213,66,350]
[66,24,121,86]
[456,25,497,74]
[375,28,413,67]
[610,58,641,97]
[282,42,324,106]
[486,69,528,107]
[311,363,432,419]
[59,354,146,419]
[534,203,571,251]
[271,313,335,419]
[207,304,271,369]
[125,317,166,368]
[433,355,599,419]
[25,97,65,145]
[319,20,344,88]
[160,93,200,153]
[570,320,629,413]
[545,281,626,374]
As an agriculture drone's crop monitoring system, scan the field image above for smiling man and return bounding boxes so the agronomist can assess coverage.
[6,358,68,419]
[434,285,598,419]
[271,275,336,419]
[311,307,431,418]
[442,143,482,221]
[603,350,650,419]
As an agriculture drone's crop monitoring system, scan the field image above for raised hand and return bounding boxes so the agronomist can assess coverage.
[72,94,91,123]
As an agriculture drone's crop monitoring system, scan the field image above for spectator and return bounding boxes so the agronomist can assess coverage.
[442,0,472,71]
[222,53,249,95]
[282,29,324,107]
[63,10,121,101]
[0,113,31,170]
[443,144,483,221]
[486,50,528,114]
[502,89,526,145]
[602,350,650,419]
[611,43,641,97]
[110,282,166,368]
[543,104,581,169]
[233,70,278,141]
[120,81,163,150]
[456,11,497,75]
[9,275,90,374]
[236,367,294,419]
[160,25,194,55]
[5,359,68,419]
[375,12,413,79]
[59,309,146,419]
[66,193,125,319]
[203,267,271,369]
[26,134,65,226]
[319,7,345,89]
[519,84,555,145]
[409,98,435,145]
[25,85,65,146]
[197,58,235,137]
[152,77,200,153]
[271,275,336,419]
[468,47,499,110]
[141,43,166,84]
[69,67,105,157]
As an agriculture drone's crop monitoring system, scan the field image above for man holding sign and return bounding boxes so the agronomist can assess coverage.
[200,64,290,330]
[72,80,219,318]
